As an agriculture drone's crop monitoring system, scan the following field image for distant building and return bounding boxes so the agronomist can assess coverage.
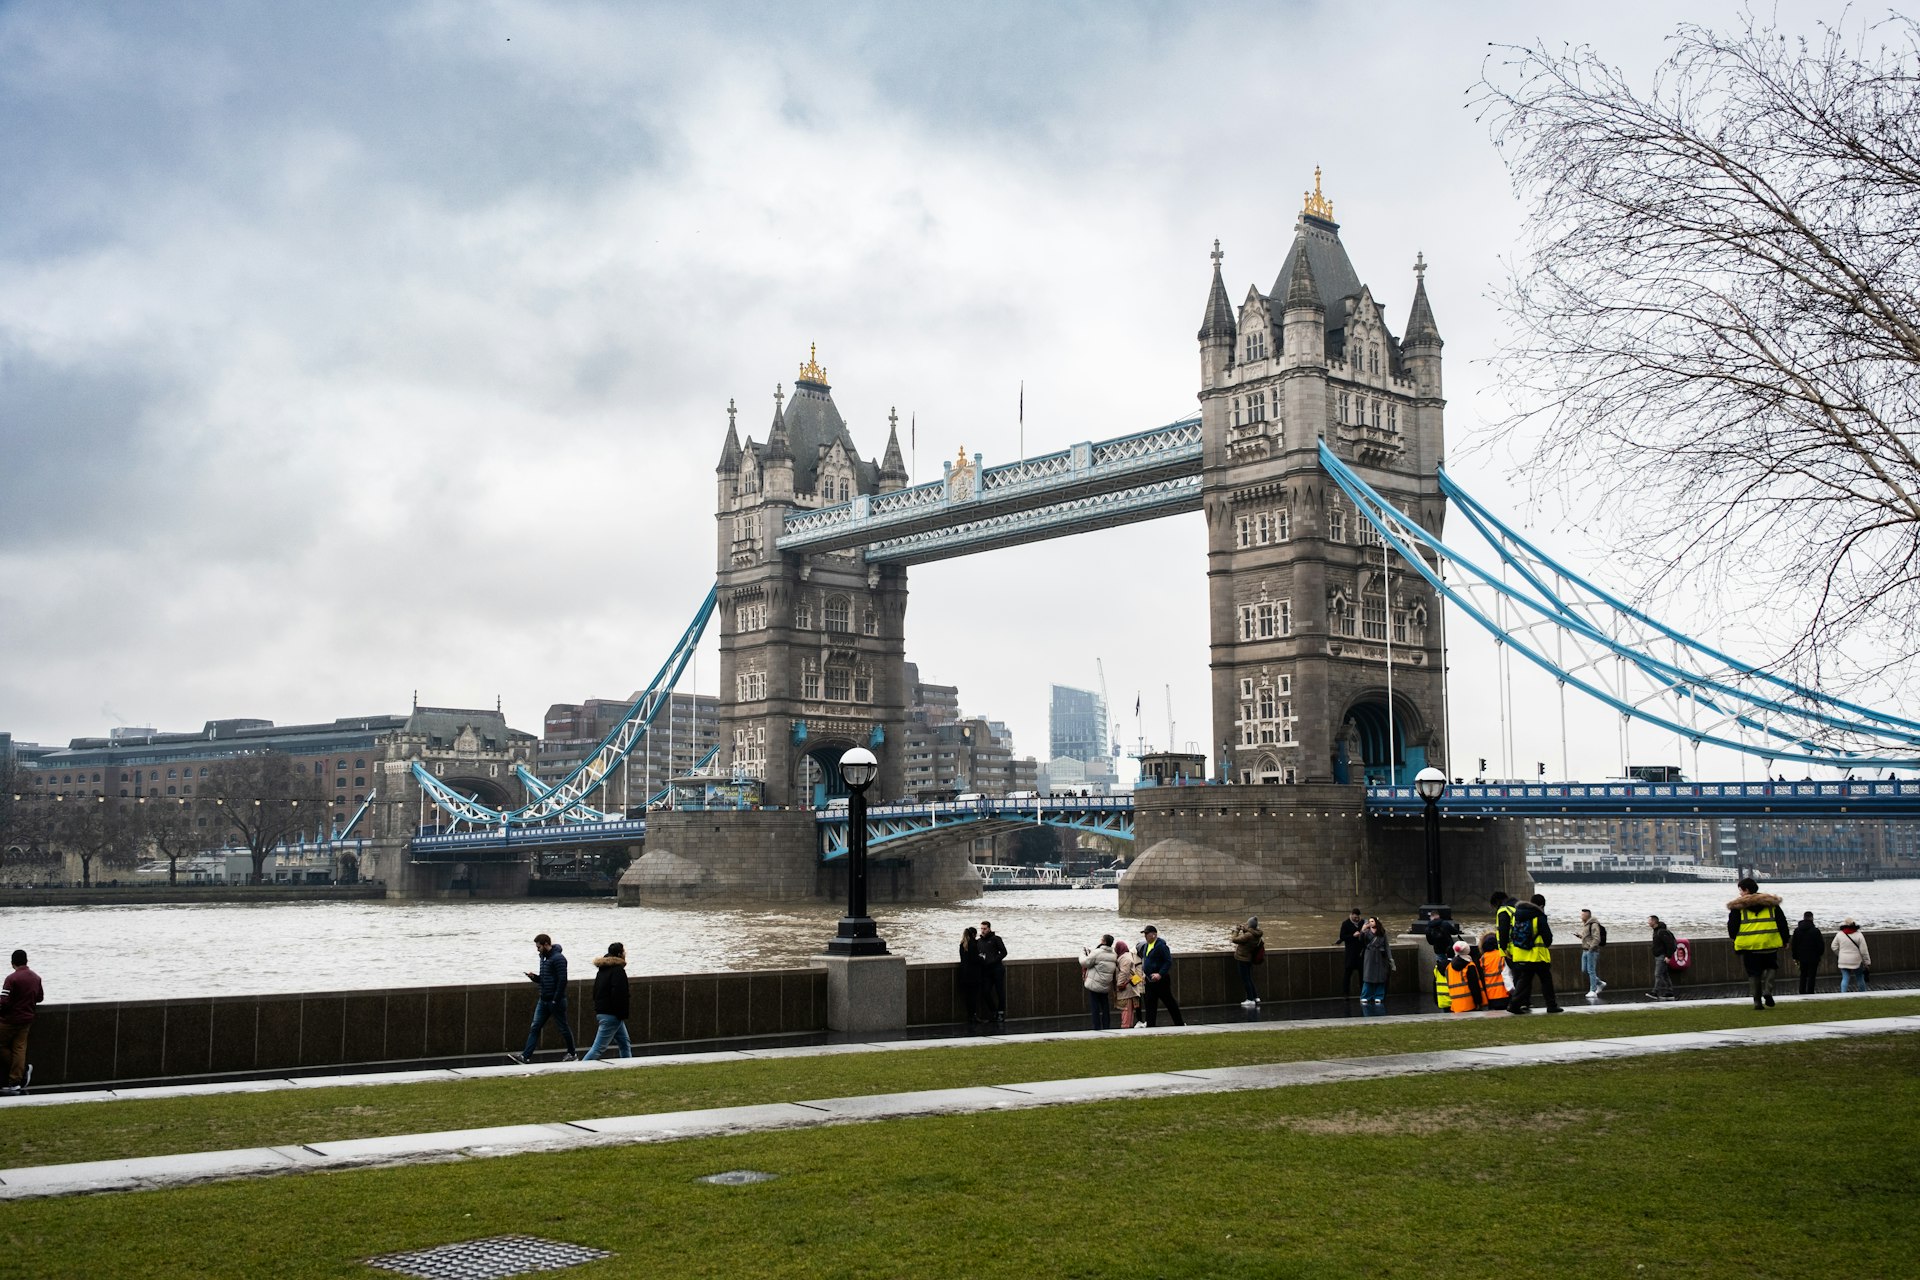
[896,673,1038,800]
[536,692,719,811]
[905,663,960,728]
[1038,754,1125,796]
[1049,685,1109,763]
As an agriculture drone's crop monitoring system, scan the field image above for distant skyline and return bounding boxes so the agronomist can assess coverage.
[0,2,1862,782]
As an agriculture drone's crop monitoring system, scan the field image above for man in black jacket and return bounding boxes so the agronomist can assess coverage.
[1790,912,1825,994]
[1337,908,1367,997]
[1646,915,1679,1000]
[512,933,579,1063]
[979,921,1008,1023]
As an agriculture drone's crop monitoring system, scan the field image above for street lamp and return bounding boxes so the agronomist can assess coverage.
[826,746,888,956]
[1414,766,1448,916]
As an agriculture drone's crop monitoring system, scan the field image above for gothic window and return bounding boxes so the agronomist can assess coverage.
[839,478,851,502]
[1362,593,1388,641]
[1388,403,1399,432]
[1279,599,1293,635]
[1329,506,1346,542]
[1257,685,1276,720]
[1332,595,1357,637]
[802,659,821,700]
[1358,518,1384,548]
[1245,330,1266,362]
[1371,398,1381,428]
[1338,391,1350,422]
[795,597,813,629]
[1275,508,1290,541]
[825,666,852,701]
[1236,515,1252,549]
[854,666,872,702]
[1393,609,1409,644]
[824,595,851,633]
[862,607,877,636]
[1248,390,1267,422]
[1240,677,1254,699]
[1231,397,1242,427]
[1369,345,1380,374]
[1239,605,1256,642]
[1257,602,1277,639]
[1255,512,1273,545]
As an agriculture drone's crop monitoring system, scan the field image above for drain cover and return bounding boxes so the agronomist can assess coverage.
[699,1169,778,1185]
[365,1235,612,1279]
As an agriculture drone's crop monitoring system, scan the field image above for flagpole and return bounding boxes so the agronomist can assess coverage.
[911,412,916,483]
[1019,380,1024,460]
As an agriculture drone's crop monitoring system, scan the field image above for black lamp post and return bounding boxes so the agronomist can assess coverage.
[826,746,888,956]
[1415,766,1449,920]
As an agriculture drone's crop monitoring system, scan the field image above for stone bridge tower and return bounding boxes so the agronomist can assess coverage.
[1197,171,1448,786]
[713,348,912,806]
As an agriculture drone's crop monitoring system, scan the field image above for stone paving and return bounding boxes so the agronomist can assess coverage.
[1,990,1913,1201]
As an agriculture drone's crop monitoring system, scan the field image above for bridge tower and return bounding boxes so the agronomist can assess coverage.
[1199,172,1448,786]
[714,348,912,807]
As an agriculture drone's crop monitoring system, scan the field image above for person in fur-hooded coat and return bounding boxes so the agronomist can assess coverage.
[1726,878,1790,1010]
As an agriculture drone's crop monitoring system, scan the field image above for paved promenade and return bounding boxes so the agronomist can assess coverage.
[2,989,1912,1201]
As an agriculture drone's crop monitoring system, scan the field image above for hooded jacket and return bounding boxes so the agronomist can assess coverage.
[1230,919,1265,963]
[1727,892,1788,950]
[592,953,630,1020]
[1790,918,1825,964]
[531,944,569,1001]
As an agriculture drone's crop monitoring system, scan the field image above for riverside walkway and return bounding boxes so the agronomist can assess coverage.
[2,989,1913,1200]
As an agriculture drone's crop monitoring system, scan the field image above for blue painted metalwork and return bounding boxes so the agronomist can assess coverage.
[331,789,378,841]
[413,587,718,828]
[816,795,1136,860]
[513,766,615,822]
[409,816,650,862]
[1367,779,1920,818]
[1318,443,1920,769]
[776,414,1201,562]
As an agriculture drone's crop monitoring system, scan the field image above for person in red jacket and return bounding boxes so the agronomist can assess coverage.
[1,949,45,1095]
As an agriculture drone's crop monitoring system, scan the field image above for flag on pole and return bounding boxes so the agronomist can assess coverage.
[1134,694,1141,717]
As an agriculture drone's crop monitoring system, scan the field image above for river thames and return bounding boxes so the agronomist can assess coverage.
[10,877,1918,1004]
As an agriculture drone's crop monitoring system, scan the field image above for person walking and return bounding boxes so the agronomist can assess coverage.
[581,942,632,1061]
[1359,917,1394,1014]
[1230,916,1265,1007]
[1112,940,1143,1028]
[0,949,44,1095]
[1727,877,1790,1010]
[1646,915,1678,1000]
[1079,934,1117,1030]
[1790,912,1825,994]
[957,926,990,1025]
[978,920,1008,1024]
[1506,893,1563,1014]
[1138,925,1185,1027]
[512,933,579,1063]
[1578,908,1607,999]
[1832,919,1872,992]
[1338,908,1367,997]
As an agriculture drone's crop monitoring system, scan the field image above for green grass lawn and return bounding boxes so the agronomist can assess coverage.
[2,1034,1915,1279]
[5,995,1916,1173]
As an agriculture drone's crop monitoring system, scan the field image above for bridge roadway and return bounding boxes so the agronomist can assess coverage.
[404,780,1920,862]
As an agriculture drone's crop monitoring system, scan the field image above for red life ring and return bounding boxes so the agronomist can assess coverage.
[1670,938,1692,972]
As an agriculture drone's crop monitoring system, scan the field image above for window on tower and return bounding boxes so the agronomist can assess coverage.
[824,595,850,633]
[1245,330,1266,362]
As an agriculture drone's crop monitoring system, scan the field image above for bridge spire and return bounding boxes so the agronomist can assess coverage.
[1405,251,1442,346]
[1197,238,1237,346]
[765,383,792,462]
[717,397,743,473]
[879,406,908,486]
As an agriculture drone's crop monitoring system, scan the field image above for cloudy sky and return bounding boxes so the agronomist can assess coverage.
[0,1,1850,782]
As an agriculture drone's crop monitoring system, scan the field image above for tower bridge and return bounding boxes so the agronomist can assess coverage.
[386,173,1920,911]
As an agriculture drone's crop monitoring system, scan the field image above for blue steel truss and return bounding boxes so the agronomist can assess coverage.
[777,415,1200,563]
[413,587,718,828]
[1368,779,1920,817]
[1319,443,1920,770]
[816,796,1136,859]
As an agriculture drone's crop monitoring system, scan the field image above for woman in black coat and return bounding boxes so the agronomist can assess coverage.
[1790,912,1825,994]
[581,942,632,1061]
[957,926,990,1025]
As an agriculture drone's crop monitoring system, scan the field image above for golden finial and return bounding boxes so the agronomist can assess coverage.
[1303,166,1334,221]
[957,445,970,468]
[798,342,829,387]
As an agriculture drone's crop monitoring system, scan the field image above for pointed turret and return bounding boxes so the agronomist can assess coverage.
[1404,252,1442,346]
[764,384,792,462]
[716,397,742,473]
[1283,231,1322,312]
[761,383,795,502]
[1197,239,1237,345]
[878,406,908,490]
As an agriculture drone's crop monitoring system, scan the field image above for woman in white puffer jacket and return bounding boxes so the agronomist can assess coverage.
[1831,920,1872,992]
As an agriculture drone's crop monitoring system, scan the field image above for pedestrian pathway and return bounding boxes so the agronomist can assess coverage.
[1,993,1913,1201]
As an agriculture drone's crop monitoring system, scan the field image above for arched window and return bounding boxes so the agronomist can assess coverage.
[824,595,851,633]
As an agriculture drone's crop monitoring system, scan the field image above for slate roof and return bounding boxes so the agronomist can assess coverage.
[746,378,878,497]
[1273,213,1363,337]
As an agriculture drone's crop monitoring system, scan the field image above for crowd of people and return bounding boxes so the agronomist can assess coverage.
[1065,922,1186,1028]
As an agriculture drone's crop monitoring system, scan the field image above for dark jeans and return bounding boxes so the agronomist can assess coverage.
[1797,958,1821,994]
[1237,960,1259,1003]
[1508,960,1560,1012]
[521,996,577,1059]
[1086,989,1111,1030]
[959,974,990,1023]
[1741,951,1778,1006]
[1652,956,1675,998]
[984,963,1007,1017]
[1142,977,1184,1026]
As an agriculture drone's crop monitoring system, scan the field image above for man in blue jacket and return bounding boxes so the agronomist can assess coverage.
[511,933,579,1063]
[1138,925,1186,1027]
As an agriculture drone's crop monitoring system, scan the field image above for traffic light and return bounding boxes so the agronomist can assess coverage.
[1477,757,1487,774]
[1538,761,1546,778]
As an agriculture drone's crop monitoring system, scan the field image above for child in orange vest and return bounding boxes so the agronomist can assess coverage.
[1446,941,1486,1013]
[1478,932,1512,1010]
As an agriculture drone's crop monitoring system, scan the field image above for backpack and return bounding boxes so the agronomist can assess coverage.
[1510,913,1537,951]
[1670,938,1692,972]
[1596,922,1608,947]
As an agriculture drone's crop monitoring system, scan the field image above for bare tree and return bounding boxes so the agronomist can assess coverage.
[0,757,55,876]
[199,752,329,884]
[141,797,205,886]
[48,794,146,888]
[1475,11,1920,689]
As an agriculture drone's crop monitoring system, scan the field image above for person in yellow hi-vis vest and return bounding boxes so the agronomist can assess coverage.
[1506,893,1564,1014]
[1727,876,1790,1010]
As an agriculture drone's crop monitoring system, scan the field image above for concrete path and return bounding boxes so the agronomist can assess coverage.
[2,993,1913,1201]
